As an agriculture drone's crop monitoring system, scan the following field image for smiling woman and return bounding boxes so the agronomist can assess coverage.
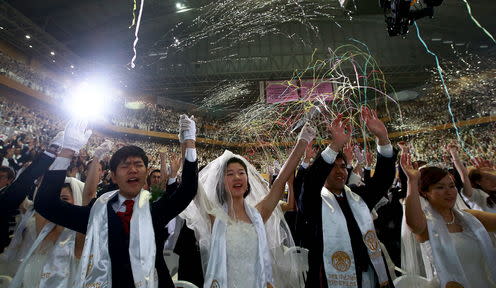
[401,150,496,287]
[180,123,316,288]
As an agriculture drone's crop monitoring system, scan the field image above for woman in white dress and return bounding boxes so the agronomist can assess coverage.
[400,149,496,288]
[181,124,315,288]
[7,178,85,288]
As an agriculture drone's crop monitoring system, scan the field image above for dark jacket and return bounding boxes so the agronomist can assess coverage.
[299,149,398,288]
[34,159,198,288]
[0,152,54,252]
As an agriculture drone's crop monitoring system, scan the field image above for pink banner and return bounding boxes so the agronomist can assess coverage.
[300,80,334,101]
[265,81,299,104]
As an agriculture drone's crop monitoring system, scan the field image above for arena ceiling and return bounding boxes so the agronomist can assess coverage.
[1,0,495,108]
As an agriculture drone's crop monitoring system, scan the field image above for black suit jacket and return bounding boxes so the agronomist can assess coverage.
[34,159,198,288]
[0,152,54,252]
[298,149,397,288]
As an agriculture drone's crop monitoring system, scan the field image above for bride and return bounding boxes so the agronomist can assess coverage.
[4,177,85,288]
[181,123,315,288]
[400,149,496,288]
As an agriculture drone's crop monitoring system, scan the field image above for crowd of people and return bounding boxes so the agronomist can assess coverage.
[386,71,496,132]
[0,94,494,288]
[1,50,496,288]
[0,52,65,101]
[108,103,221,139]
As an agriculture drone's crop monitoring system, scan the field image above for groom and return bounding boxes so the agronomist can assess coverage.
[34,116,198,288]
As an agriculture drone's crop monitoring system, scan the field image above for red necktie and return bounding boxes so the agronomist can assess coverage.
[116,199,134,235]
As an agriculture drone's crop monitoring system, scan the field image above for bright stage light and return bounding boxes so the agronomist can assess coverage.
[65,81,107,119]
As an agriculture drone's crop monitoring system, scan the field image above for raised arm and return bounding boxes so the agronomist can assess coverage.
[343,142,354,184]
[34,120,93,234]
[447,143,472,198]
[0,131,64,211]
[256,123,316,223]
[82,140,113,205]
[300,114,351,217]
[293,142,315,211]
[159,148,170,189]
[360,107,397,208]
[152,115,198,226]
[280,170,296,212]
[0,151,55,211]
[401,151,427,237]
[466,209,496,232]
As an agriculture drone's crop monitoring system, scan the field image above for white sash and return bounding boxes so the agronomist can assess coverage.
[7,177,84,287]
[9,222,76,288]
[424,205,496,288]
[321,186,389,288]
[75,189,158,288]
[203,202,273,288]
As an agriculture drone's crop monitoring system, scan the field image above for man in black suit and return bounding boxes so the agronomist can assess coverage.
[298,108,397,288]
[34,116,198,288]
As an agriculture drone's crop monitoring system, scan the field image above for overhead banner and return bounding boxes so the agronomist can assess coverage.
[265,80,299,104]
[265,80,334,104]
[300,80,334,101]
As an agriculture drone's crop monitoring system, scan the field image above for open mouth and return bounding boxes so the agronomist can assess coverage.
[127,178,139,184]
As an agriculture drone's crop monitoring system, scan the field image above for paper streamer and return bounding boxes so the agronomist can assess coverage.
[461,0,496,44]
[413,21,470,156]
[130,0,145,69]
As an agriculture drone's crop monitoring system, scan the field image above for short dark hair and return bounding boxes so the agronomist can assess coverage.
[109,146,148,172]
[0,166,15,180]
[335,151,348,165]
[468,168,483,190]
[419,166,450,197]
[147,169,161,186]
[217,157,251,205]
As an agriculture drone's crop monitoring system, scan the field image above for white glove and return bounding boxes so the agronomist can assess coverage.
[62,119,92,153]
[179,114,196,142]
[298,123,316,143]
[50,131,64,147]
[93,140,113,160]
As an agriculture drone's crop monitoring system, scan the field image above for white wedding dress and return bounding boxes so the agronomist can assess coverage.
[226,221,259,288]
[421,230,496,287]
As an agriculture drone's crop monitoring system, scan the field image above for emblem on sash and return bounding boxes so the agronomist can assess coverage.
[364,230,379,251]
[86,254,94,275]
[211,280,220,288]
[331,251,352,272]
[445,282,464,288]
